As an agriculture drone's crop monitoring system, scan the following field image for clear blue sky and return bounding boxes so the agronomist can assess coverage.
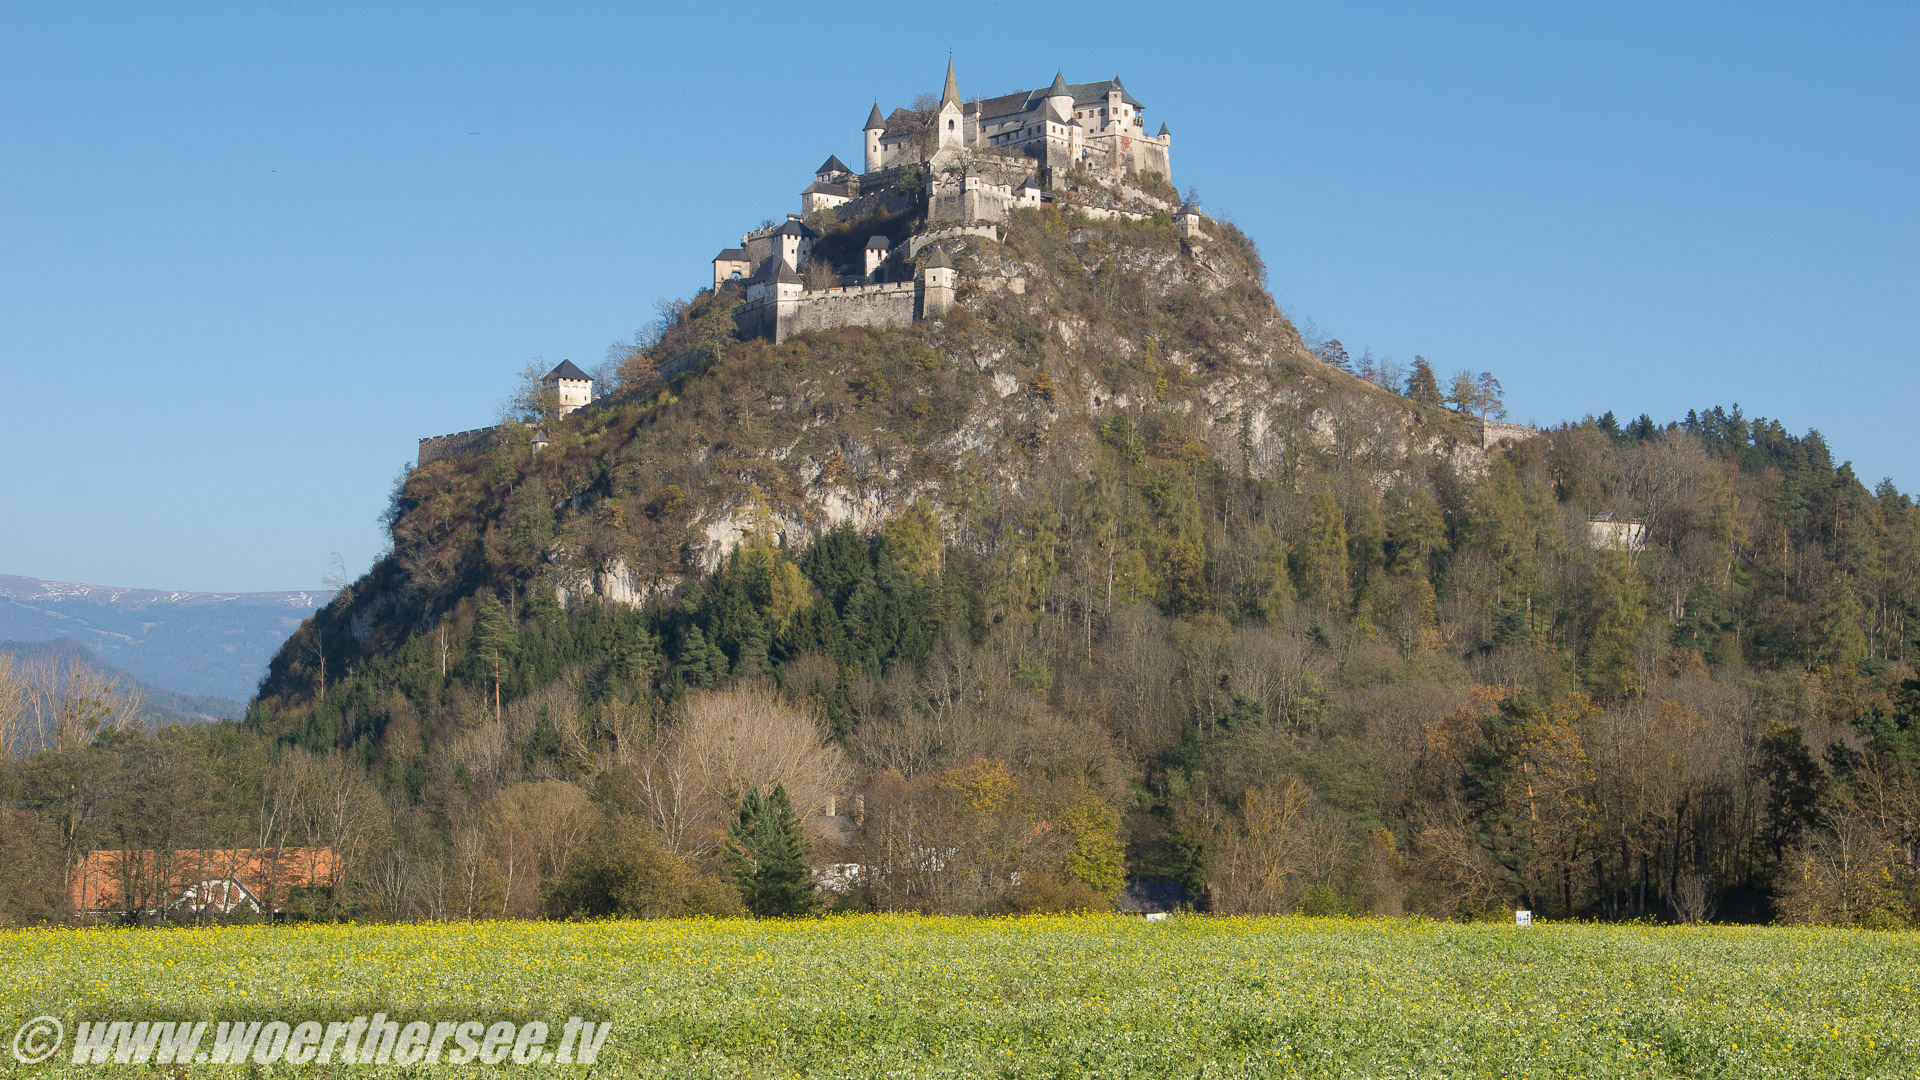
[2,2,1913,592]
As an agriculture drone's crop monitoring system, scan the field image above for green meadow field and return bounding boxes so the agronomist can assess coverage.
[2,915,1914,1078]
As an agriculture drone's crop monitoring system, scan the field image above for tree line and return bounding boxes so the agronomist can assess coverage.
[4,398,1915,927]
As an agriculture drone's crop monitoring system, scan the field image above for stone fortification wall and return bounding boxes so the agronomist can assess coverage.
[418,426,501,466]
[929,184,1010,224]
[910,226,999,257]
[1474,419,1538,449]
[806,183,919,228]
[784,282,917,340]
[742,233,773,273]
[925,153,1038,224]
[733,295,781,341]
[1074,204,1152,224]
[1085,132,1171,181]
[735,281,918,344]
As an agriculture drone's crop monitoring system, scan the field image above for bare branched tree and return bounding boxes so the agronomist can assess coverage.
[29,664,144,754]
[0,654,31,757]
[636,684,849,858]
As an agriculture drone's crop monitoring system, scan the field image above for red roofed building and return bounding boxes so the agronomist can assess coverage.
[69,848,339,919]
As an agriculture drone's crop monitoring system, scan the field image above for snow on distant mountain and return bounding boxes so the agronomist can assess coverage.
[0,574,333,702]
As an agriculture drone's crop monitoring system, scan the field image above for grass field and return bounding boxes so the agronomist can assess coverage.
[2,915,1915,1078]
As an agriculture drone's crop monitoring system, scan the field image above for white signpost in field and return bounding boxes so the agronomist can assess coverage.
[1515,910,1533,927]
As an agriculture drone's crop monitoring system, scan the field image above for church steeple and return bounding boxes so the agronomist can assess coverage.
[935,56,965,152]
[941,56,961,107]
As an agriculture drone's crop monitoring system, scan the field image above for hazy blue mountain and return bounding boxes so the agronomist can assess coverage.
[0,575,332,702]
[1,637,248,725]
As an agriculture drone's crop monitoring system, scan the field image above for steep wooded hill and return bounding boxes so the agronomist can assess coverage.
[230,195,1919,926]
[279,204,1484,685]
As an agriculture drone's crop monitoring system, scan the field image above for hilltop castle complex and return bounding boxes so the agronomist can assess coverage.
[714,60,1191,344]
[423,60,1198,463]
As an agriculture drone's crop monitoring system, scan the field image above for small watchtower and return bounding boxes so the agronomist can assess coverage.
[1175,203,1205,239]
[917,247,955,318]
[543,360,593,416]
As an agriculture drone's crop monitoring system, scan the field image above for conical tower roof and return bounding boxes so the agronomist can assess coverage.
[1047,70,1070,98]
[864,102,886,130]
[941,57,961,107]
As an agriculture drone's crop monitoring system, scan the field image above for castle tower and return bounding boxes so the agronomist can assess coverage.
[936,58,964,153]
[1045,70,1073,122]
[1175,202,1204,238]
[864,235,890,282]
[863,102,886,173]
[772,215,816,271]
[1042,71,1077,179]
[917,247,955,318]
[542,360,594,416]
[1107,78,1129,131]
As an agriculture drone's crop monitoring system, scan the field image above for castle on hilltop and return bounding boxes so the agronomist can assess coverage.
[715,59,1186,344]
[866,62,1171,180]
[422,60,1196,462]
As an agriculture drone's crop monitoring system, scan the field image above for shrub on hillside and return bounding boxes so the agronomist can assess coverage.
[542,814,741,919]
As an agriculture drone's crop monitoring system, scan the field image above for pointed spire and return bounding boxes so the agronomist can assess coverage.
[1157,122,1169,137]
[1048,70,1070,98]
[865,102,886,130]
[941,56,961,108]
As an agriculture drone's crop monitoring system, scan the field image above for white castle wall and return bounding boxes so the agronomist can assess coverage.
[737,281,920,344]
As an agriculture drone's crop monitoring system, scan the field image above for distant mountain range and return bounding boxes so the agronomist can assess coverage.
[0,575,332,702]
[0,637,247,726]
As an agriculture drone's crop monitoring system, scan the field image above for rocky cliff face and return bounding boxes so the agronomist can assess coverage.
[274,198,1488,687]
[587,205,1481,595]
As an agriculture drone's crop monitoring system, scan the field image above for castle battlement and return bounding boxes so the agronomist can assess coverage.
[418,426,502,466]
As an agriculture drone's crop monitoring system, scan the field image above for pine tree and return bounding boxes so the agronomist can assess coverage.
[1461,693,1554,912]
[470,592,515,722]
[1578,551,1647,700]
[721,784,818,917]
[1294,481,1351,614]
[1311,338,1352,373]
[1405,356,1444,407]
[678,626,728,688]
